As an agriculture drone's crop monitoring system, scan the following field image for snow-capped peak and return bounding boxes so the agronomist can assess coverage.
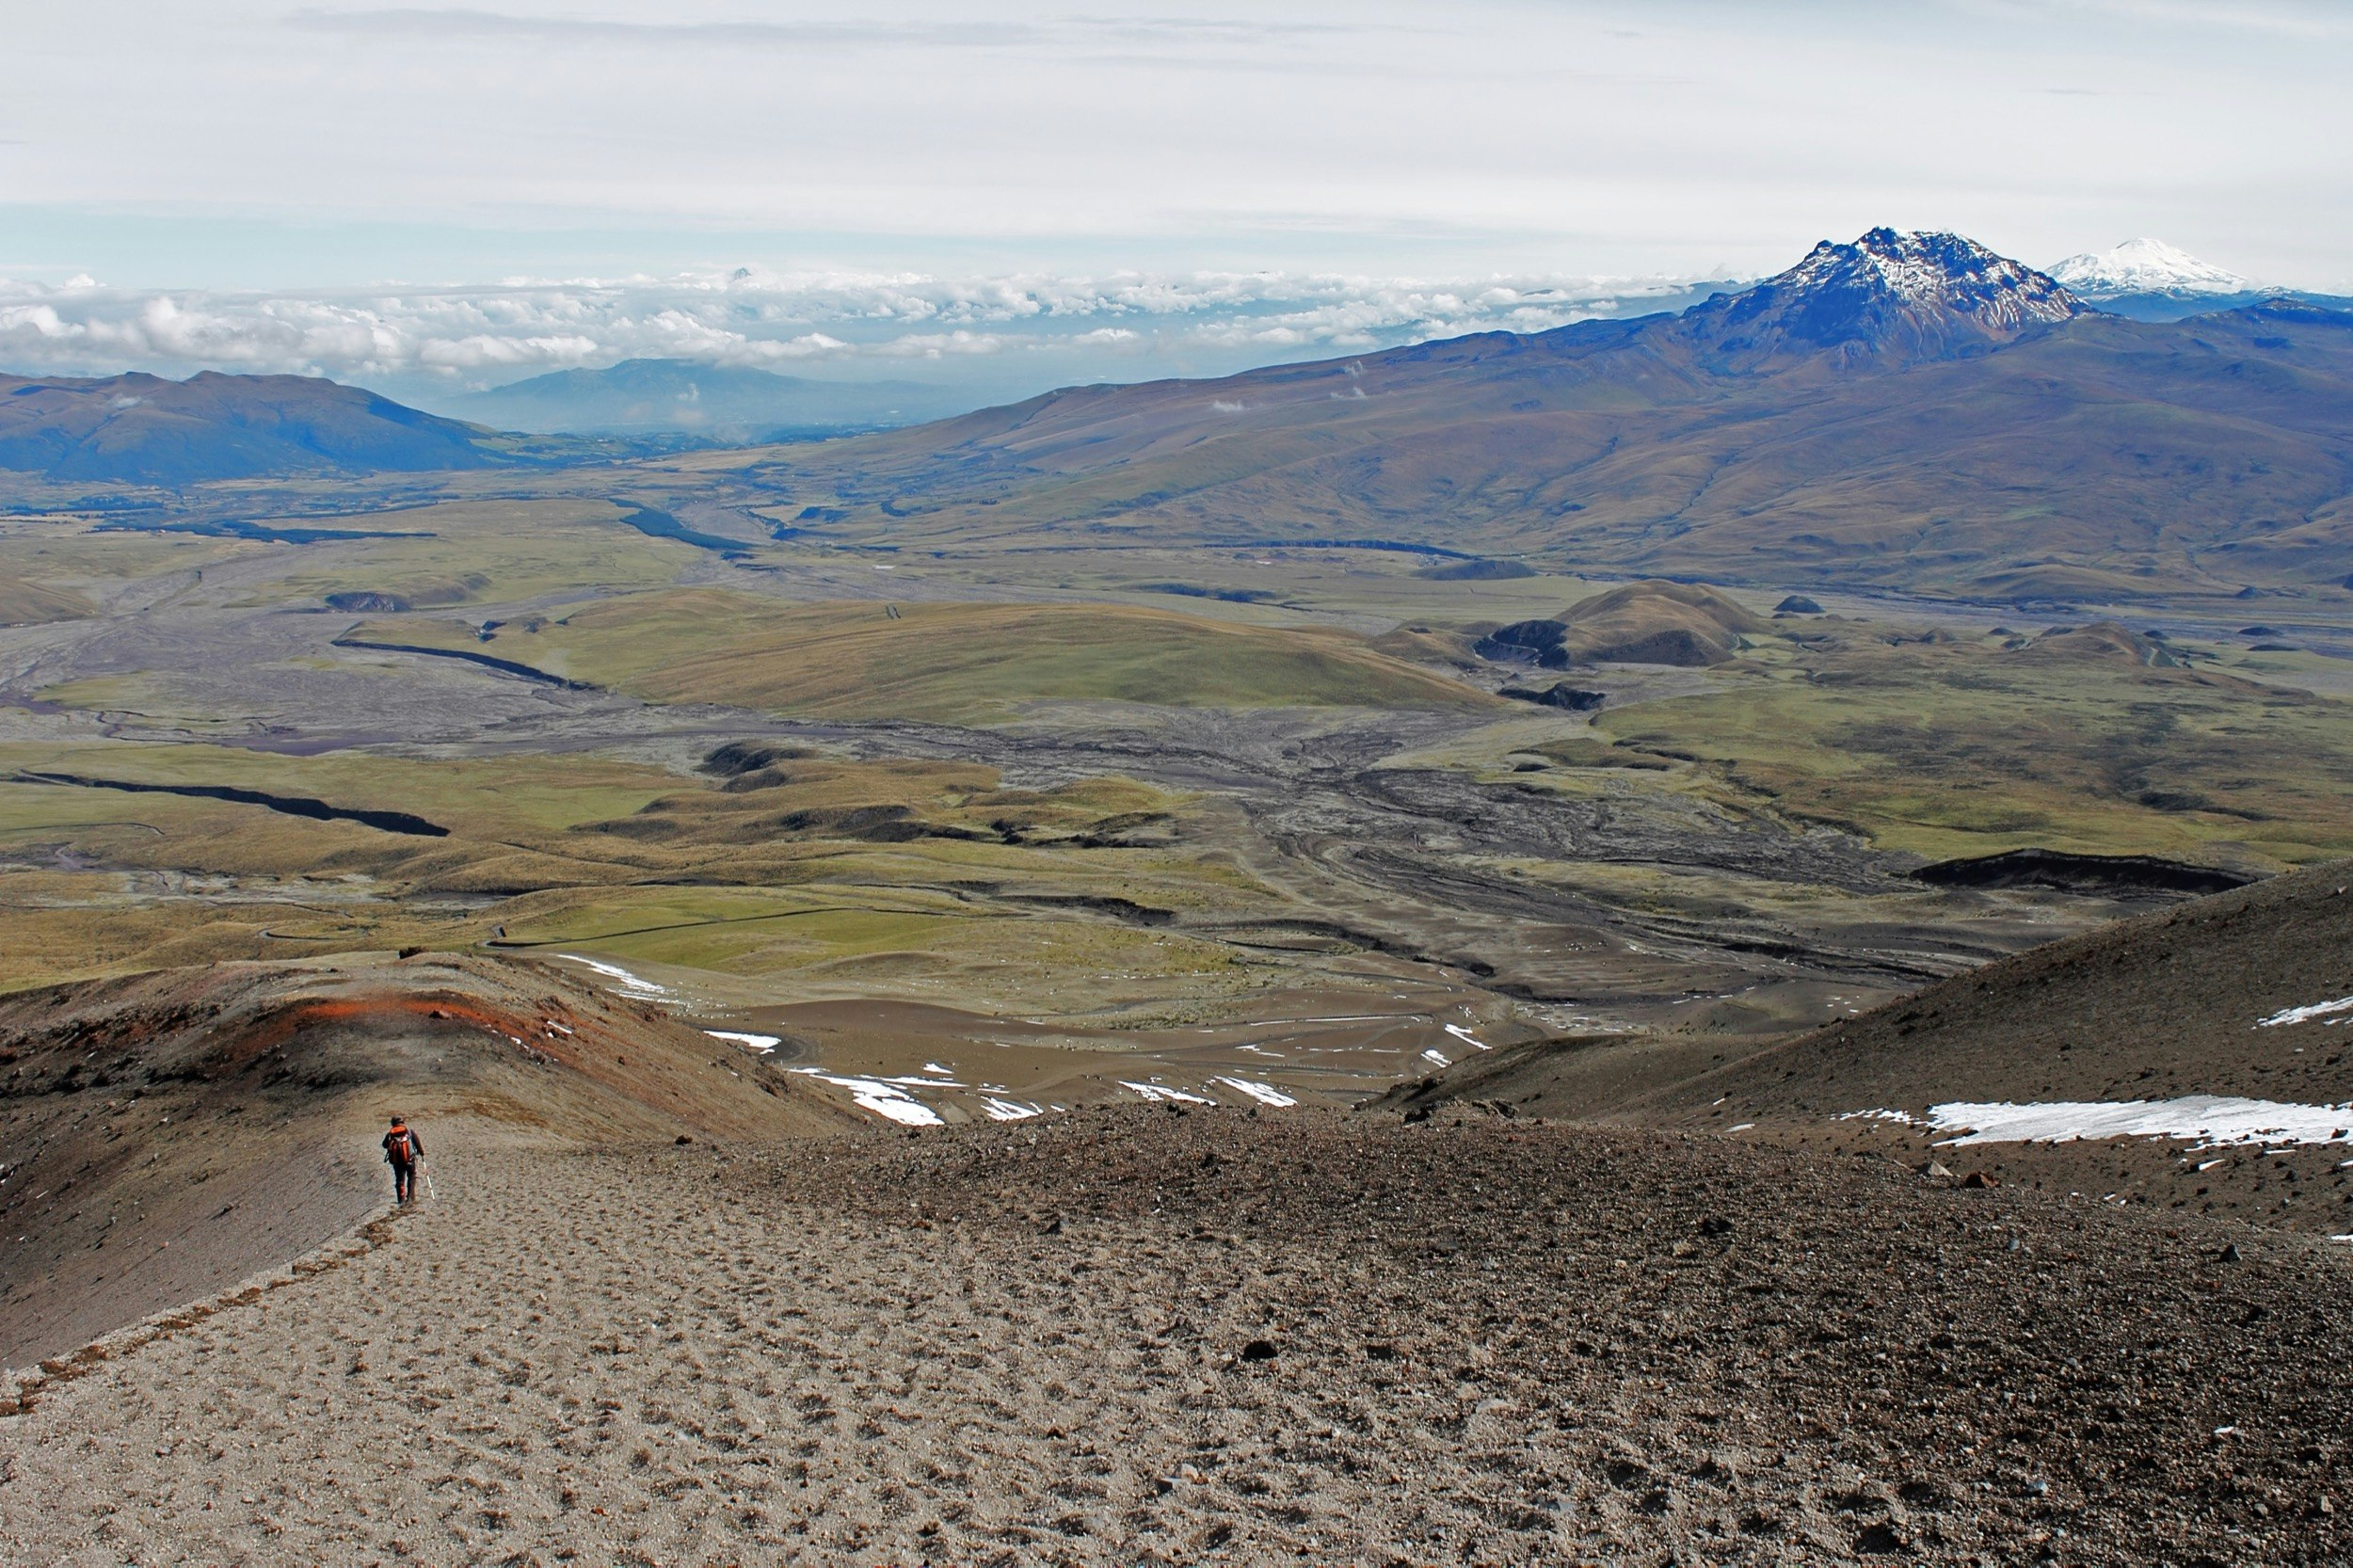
[1679,229,2085,369]
[2047,238,2249,298]
[1778,229,2083,330]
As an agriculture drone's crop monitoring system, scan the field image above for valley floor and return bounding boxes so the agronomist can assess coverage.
[5,1110,2347,1566]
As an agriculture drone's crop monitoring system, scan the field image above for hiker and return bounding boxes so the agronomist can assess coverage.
[383,1115,425,1205]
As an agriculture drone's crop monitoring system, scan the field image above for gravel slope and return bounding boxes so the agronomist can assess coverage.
[4,1109,2346,1566]
[0,953,855,1369]
[1376,858,2353,1232]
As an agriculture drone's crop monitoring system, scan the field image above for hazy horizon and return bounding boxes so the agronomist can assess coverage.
[7,0,2351,406]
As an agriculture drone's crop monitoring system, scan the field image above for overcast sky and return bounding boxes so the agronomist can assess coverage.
[4,0,2348,398]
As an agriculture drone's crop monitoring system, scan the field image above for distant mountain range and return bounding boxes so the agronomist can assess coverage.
[768,228,2353,600]
[0,360,983,485]
[6,231,2353,605]
[439,360,980,439]
[2049,237,2353,323]
[0,371,506,486]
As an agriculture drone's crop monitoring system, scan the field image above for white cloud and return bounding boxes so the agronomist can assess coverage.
[0,264,1715,403]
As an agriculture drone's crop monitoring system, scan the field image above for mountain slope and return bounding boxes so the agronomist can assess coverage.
[0,371,508,484]
[1562,856,2352,1121]
[442,358,976,437]
[0,952,857,1368]
[1372,857,2353,1225]
[755,231,2353,598]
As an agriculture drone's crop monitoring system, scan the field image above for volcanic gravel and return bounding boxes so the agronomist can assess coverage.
[4,1107,2348,1566]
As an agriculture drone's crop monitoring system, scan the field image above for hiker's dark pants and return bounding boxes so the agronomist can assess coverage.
[392,1160,417,1204]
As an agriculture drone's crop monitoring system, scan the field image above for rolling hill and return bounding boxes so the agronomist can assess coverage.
[343,591,1499,722]
[0,371,509,484]
[440,358,977,438]
[0,577,92,627]
[749,229,2353,600]
[1478,580,1767,668]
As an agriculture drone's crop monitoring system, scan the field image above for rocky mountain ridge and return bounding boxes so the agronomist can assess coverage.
[1676,227,2085,367]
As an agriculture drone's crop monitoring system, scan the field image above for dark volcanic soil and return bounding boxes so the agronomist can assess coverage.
[1385,859,2353,1232]
[4,1108,2346,1566]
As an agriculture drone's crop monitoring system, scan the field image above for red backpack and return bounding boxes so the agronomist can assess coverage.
[387,1127,415,1162]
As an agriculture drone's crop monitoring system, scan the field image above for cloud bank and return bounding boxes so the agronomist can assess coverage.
[0,266,1721,408]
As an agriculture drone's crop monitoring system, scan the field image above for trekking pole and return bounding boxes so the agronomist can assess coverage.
[424,1162,438,1203]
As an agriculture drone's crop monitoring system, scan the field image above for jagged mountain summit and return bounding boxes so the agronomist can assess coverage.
[1675,228,2086,368]
[2050,238,2250,298]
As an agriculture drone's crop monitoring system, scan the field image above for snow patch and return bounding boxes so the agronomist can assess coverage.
[706,1030,780,1054]
[1213,1076,1298,1108]
[2256,996,2353,1029]
[982,1097,1044,1122]
[1442,1023,1491,1051]
[1929,1096,2353,1150]
[1119,1080,1215,1105]
[789,1068,944,1127]
[558,954,671,1000]
[1421,1048,1451,1067]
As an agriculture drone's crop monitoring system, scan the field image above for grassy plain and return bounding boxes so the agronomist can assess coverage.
[352,589,1500,722]
[8,499,2353,1047]
[1593,626,2353,868]
[0,579,93,627]
[240,501,702,607]
[0,739,1295,1008]
[0,526,250,620]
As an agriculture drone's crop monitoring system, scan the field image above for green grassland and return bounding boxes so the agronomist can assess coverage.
[10,495,2353,1029]
[0,527,250,621]
[1590,627,2353,869]
[0,504,703,619]
[235,501,702,607]
[748,542,1613,638]
[0,741,1300,1008]
[352,590,1501,722]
